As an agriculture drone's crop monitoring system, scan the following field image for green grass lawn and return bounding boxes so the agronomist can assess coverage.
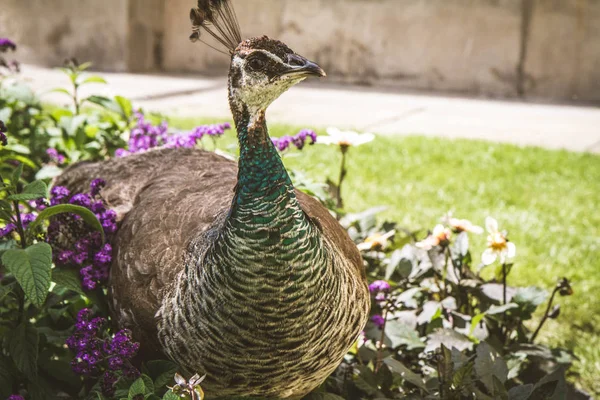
[173,116,600,395]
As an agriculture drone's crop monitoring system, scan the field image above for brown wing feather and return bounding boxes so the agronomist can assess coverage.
[55,148,363,354]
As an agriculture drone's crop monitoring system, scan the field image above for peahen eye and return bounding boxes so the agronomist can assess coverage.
[248,58,265,70]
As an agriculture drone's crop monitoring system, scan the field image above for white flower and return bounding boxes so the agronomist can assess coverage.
[481,217,516,265]
[318,127,375,147]
[415,224,452,250]
[357,230,396,251]
[441,211,484,234]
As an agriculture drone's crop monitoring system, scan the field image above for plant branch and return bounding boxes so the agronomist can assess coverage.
[530,286,559,343]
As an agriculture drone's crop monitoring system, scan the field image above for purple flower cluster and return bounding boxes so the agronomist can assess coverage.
[371,315,385,329]
[0,38,16,52]
[47,179,117,290]
[368,280,391,293]
[115,111,231,157]
[7,395,24,400]
[46,148,66,165]
[0,120,7,146]
[0,210,36,239]
[271,129,317,152]
[66,309,140,396]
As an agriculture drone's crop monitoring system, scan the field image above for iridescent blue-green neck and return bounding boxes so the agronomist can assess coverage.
[229,106,297,220]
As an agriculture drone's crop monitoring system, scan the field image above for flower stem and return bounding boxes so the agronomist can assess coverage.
[375,307,388,373]
[502,263,507,305]
[530,286,559,343]
[335,146,348,209]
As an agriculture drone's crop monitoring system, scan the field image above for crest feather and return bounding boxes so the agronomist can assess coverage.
[190,0,242,54]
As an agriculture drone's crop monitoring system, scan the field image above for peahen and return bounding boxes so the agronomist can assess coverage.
[56,0,370,398]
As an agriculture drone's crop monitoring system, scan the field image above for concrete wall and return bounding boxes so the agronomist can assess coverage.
[0,0,129,71]
[2,0,600,102]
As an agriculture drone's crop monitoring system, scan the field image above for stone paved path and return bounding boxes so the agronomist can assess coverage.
[18,64,600,153]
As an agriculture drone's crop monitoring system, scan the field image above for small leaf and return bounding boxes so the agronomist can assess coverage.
[52,269,84,295]
[6,180,48,201]
[161,391,179,400]
[0,281,16,302]
[2,242,53,307]
[384,357,429,392]
[128,376,146,398]
[425,329,473,352]
[79,75,107,85]
[26,204,105,242]
[47,88,72,97]
[385,319,425,350]
[35,165,63,180]
[144,360,178,390]
[475,342,508,394]
[508,384,534,400]
[115,96,133,119]
[11,163,23,184]
[9,322,39,378]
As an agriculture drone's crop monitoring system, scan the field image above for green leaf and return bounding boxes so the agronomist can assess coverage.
[128,376,147,398]
[35,165,64,180]
[115,95,133,119]
[0,155,38,171]
[144,359,178,390]
[47,87,72,97]
[86,95,122,115]
[2,242,53,307]
[452,361,474,390]
[9,321,39,378]
[0,281,17,302]
[79,75,107,85]
[161,391,179,400]
[508,384,533,400]
[4,143,31,155]
[6,180,48,201]
[384,357,429,392]
[52,268,85,295]
[11,163,23,184]
[385,319,425,350]
[486,303,519,315]
[425,329,473,352]
[26,204,105,242]
[475,342,508,394]
[513,286,547,308]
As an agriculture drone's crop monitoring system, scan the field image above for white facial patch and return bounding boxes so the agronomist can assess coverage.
[229,51,305,113]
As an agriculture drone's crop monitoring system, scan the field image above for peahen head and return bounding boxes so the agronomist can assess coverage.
[189,0,325,114]
[228,36,325,111]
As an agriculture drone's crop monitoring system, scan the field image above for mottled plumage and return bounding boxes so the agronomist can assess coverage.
[55,1,369,398]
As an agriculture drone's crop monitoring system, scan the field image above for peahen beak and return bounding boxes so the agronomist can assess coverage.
[281,54,327,78]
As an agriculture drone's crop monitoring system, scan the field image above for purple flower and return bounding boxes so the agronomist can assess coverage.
[70,193,92,208]
[46,148,66,164]
[0,223,15,238]
[90,178,106,197]
[115,148,130,158]
[0,38,17,52]
[369,280,391,293]
[7,395,25,400]
[272,129,317,152]
[371,315,385,329]
[67,308,140,394]
[56,250,74,264]
[50,186,70,205]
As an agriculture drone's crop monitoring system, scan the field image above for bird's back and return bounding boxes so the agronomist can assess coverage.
[55,147,366,359]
